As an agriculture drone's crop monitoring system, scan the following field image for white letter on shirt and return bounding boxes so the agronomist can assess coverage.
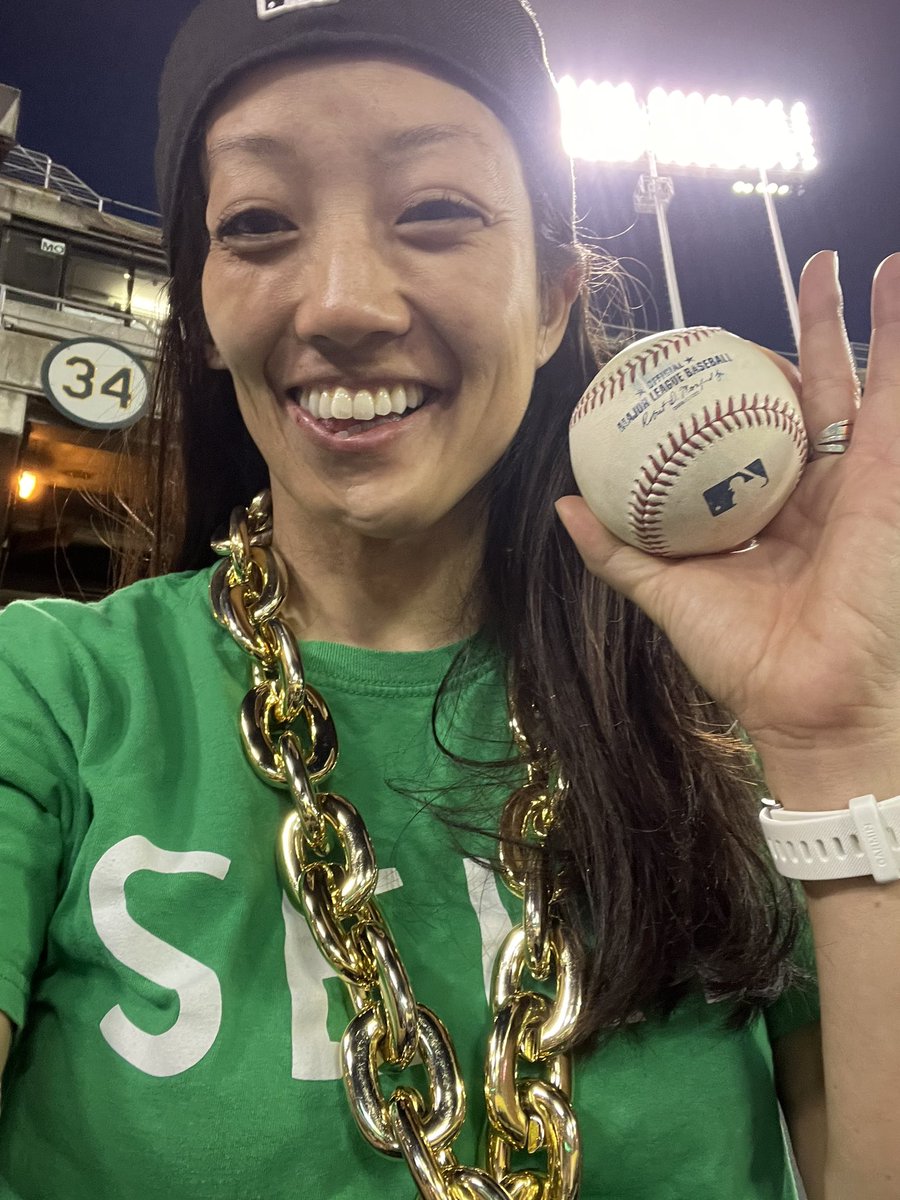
[282,867,403,1080]
[463,859,513,1000]
[89,835,231,1078]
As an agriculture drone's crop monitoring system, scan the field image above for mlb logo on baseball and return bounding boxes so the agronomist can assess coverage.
[703,460,770,517]
[257,0,339,19]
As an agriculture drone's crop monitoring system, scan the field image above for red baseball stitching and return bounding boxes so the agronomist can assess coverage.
[627,395,808,556]
[569,327,718,429]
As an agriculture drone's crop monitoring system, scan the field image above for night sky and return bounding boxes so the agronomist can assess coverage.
[0,0,896,353]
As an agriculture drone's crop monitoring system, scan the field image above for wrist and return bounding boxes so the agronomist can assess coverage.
[754,732,900,882]
[753,731,900,813]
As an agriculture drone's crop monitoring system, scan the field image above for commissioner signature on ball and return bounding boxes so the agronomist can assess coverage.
[639,371,725,427]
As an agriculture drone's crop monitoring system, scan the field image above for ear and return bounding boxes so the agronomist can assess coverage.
[206,341,227,370]
[536,260,584,369]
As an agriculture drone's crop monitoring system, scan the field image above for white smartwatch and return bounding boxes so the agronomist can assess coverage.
[759,794,900,883]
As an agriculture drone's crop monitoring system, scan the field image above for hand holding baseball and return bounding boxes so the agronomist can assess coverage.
[558,251,900,804]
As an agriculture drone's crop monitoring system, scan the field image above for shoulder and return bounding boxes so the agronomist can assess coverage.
[0,568,213,652]
[0,567,232,769]
[0,568,219,699]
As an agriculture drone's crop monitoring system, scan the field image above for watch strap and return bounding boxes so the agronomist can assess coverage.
[759,793,900,883]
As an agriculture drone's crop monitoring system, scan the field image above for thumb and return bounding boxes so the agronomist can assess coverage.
[555,495,671,605]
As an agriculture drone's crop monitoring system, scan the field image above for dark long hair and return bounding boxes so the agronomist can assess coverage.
[122,141,804,1045]
[480,303,803,1040]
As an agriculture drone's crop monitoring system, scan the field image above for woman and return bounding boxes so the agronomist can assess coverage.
[1,0,898,1196]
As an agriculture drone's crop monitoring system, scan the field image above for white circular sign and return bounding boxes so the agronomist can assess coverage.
[41,337,150,430]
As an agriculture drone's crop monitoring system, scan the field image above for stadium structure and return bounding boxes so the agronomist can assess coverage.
[0,83,165,604]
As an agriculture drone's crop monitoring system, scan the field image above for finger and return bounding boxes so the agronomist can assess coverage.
[865,254,900,398]
[856,255,900,462]
[797,250,860,433]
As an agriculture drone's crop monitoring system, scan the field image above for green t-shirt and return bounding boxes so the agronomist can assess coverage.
[0,568,819,1199]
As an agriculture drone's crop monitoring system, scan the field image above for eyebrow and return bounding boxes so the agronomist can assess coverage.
[206,134,293,164]
[382,123,494,159]
[206,123,493,165]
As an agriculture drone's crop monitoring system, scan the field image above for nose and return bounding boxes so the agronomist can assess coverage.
[292,217,411,352]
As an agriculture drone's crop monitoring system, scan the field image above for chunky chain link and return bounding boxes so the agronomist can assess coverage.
[210,492,584,1200]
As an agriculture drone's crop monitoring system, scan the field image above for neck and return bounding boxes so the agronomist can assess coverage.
[270,494,487,652]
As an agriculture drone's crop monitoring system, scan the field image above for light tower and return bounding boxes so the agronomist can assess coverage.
[557,80,818,347]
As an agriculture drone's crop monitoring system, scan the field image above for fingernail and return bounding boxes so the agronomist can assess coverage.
[831,250,840,282]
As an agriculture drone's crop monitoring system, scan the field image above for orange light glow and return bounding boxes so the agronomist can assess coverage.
[17,471,38,501]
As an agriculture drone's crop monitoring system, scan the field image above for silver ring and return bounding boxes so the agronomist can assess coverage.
[810,419,854,458]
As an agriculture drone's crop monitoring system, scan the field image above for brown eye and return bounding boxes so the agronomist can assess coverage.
[399,198,484,224]
[215,209,294,239]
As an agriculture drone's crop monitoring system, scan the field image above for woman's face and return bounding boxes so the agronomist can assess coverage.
[202,56,574,542]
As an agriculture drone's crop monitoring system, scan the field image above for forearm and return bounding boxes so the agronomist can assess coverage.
[805,875,900,1198]
[765,744,900,1198]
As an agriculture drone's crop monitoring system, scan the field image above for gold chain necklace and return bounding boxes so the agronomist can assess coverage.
[210,491,584,1200]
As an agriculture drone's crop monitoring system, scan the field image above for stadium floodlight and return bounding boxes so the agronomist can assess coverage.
[559,80,817,172]
[558,79,817,344]
[557,77,648,163]
[733,181,793,197]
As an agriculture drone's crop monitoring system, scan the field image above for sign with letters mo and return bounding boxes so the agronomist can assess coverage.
[257,0,340,19]
[41,338,150,430]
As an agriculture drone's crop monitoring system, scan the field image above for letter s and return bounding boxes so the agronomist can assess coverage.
[89,835,231,1078]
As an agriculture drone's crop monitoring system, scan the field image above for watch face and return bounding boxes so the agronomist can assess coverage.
[41,337,150,431]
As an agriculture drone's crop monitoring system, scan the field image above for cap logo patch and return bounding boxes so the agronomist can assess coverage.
[257,0,340,19]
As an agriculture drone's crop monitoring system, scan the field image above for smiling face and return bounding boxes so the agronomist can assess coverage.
[201,56,575,545]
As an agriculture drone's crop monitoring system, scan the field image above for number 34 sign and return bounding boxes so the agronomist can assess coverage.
[41,337,150,430]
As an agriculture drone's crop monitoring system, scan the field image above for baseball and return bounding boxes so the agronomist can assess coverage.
[568,327,808,557]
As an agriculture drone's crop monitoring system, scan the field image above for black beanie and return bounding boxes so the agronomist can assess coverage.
[155,0,575,251]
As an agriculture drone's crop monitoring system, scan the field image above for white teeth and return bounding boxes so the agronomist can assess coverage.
[353,390,375,421]
[296,383,429,421]
[391,385,408,414]
[375,387,393,417]
[331,387,353,420]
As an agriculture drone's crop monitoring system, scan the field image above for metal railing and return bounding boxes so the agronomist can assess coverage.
[0,281,163,344]
[0,145,161,229]
[850,341,869,372]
